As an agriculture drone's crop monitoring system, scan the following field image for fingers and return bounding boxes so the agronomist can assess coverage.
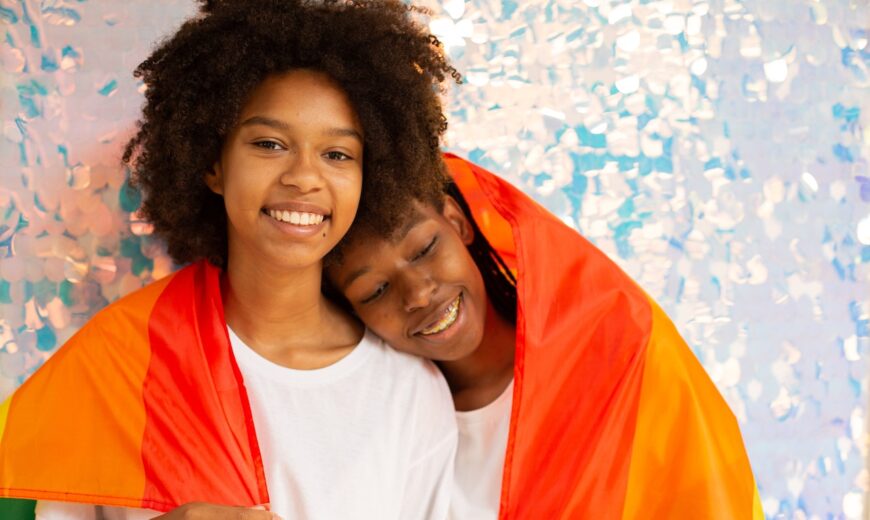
[234,507,282,520]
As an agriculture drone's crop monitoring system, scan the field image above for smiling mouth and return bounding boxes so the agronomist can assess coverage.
[419,293,462,336]
[264,209,326,226]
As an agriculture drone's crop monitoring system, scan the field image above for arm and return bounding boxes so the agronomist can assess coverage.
[34,502,97,520]
[36,502,280,520]
[153,503,280,520]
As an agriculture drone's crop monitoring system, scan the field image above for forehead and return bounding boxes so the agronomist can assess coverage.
[389,207,429,244]
[343,204,436,254]
[329,202,445,288]
[241,70,359,123]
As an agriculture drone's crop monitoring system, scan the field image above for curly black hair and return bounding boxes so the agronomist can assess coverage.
[123,0,460,268]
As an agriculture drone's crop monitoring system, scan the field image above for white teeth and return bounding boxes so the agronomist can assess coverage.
[267,210,325,226]
[420,294,461,336]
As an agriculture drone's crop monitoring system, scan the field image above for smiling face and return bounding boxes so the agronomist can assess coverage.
[206,69,364,272]
[327,197,488,361]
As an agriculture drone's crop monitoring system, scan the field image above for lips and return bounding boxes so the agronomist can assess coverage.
[415,293,462,337]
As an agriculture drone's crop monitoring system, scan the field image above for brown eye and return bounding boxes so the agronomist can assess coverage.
[324,151,352,161]
[253,140,284,151]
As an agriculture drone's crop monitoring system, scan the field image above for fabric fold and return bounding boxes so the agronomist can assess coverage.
[0,154,759,519]
[444,153,760,519]
[0,262,268,512]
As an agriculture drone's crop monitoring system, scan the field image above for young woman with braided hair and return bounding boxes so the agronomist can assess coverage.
[325,175,518,520]
[325,153,762,519]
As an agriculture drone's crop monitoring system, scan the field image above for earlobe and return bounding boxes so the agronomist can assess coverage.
[204,163,224,195]
[443,196,474,245]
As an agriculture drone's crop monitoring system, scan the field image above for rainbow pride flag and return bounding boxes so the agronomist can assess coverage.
[0,262,268,511]
[0,155,760,518]
[445,154,762,519]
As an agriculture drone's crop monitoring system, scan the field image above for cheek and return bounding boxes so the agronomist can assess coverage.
[441,250,480,285]
[342,171,363,202]
[330,172,362,227]
[221,160,272,210]
[451,252,488,317]
[359,306,403,341]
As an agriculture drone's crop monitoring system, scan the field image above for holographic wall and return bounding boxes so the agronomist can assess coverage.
[0,1,868,518]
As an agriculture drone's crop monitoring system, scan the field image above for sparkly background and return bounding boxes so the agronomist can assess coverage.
[1,0,868,518]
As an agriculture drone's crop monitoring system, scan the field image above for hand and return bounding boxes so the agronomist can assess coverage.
[153,502,282,520]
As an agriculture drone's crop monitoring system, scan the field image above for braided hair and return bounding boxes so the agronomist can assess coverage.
[445,182,517,326]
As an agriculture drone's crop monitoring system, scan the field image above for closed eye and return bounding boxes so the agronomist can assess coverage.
[412,236,438,261]
[361,283,388,304]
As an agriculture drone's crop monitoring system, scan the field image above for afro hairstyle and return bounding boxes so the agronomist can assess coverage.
[123,0,460,268]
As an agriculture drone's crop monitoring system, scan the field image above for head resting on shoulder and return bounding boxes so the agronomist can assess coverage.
[325,182,516,361]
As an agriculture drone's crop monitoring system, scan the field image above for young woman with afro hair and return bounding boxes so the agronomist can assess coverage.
[0,1,465,519]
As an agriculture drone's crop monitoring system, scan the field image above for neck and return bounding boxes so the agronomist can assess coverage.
[437,300,515,411]
[222,248,360,365]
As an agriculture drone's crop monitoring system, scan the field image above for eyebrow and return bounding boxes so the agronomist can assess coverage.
[392,211,427,243]
[324,127,364,142]
[239,116,363,142]
[240,115,289,130]
[341,266,371,291]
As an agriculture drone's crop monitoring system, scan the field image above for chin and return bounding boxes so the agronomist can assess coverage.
[406,343,459,362]
[432,341,479,363]
[268,246,331,268]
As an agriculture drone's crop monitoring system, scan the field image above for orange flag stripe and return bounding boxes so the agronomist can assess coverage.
[0,273,175,506]
[0,261,268,511]
[622,297,759,518]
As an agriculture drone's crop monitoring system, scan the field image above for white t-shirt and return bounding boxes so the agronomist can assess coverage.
[36,328,457,520]
[450,381,513,520]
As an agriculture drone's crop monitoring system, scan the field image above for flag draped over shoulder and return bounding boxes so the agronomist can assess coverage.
[0,261,268,512]
[0,154,761,518]
[444,154,762,520]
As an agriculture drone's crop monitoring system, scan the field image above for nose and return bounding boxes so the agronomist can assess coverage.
[279,152,324,193]
[400,268,437,312]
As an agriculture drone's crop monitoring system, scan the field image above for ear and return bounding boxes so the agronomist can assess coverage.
[441,195,474,246]
[204,162,225,195]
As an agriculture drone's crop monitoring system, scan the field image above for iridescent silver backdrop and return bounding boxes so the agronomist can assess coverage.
[0,1,868,518]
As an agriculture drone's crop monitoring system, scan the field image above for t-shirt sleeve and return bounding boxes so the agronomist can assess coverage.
[397,360,458,520]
